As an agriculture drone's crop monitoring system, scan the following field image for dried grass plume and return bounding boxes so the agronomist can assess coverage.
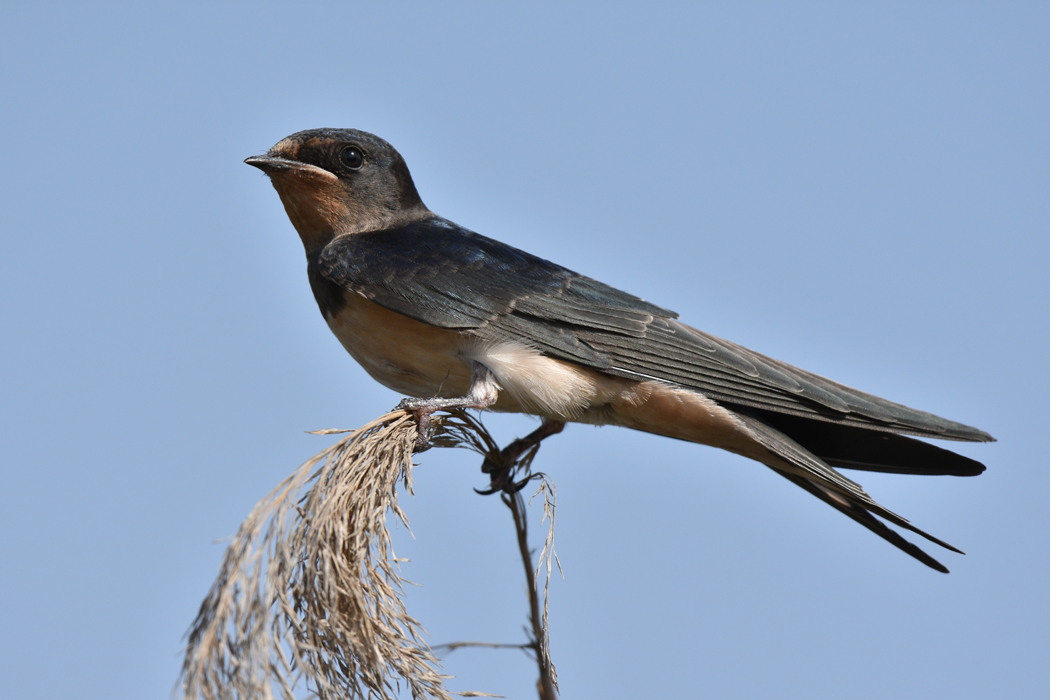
[178,409,558,700]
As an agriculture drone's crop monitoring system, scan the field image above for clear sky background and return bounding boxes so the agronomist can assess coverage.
[2,3,1047,699]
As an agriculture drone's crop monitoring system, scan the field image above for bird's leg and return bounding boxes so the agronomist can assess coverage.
[397,361,499,450]
[477,418,566,495]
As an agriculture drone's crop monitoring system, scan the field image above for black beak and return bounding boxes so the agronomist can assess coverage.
[244,154,300,173]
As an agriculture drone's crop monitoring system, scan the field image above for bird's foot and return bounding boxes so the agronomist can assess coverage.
[395,397,459,451]
[396,362,500,451]
[477,419,565,494]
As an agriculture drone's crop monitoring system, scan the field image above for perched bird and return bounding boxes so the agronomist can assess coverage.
[246,128,993,573]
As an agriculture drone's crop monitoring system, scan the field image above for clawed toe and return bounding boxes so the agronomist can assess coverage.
[395,400,436,451]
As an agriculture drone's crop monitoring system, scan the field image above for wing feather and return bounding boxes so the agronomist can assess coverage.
[317,216,992,443]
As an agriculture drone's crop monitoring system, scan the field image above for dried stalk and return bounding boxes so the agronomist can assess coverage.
[505,487,557,700]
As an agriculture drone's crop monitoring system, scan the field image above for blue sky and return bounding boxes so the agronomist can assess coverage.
[2,3,1047,698]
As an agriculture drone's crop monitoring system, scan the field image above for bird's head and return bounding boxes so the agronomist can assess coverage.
[246,128,429,252]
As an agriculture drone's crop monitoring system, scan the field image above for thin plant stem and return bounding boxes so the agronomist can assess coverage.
[503,491,558,700]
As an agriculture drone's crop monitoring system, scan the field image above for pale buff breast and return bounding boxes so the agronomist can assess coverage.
[322,290,606,417]
[322,291,473,399]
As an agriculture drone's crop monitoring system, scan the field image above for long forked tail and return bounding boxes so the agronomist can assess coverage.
[735,413,964,573]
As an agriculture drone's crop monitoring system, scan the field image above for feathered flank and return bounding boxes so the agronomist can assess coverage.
[317,216,992,443]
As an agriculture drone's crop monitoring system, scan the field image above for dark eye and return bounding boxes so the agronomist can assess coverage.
[339,146,365,170]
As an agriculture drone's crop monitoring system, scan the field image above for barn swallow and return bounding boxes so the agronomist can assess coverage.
[245,128,993,573]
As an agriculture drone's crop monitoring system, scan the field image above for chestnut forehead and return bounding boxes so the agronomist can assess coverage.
[270,136,341,160]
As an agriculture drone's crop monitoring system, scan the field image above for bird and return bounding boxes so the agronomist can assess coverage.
[246,127,993,573]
